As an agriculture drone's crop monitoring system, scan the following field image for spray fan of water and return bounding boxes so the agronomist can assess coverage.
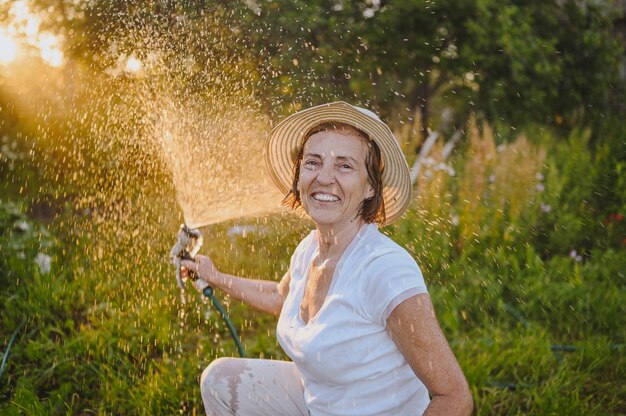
[0,9,305,408]
[1,7,290,233]
[114,21,289,229]
[153,94,284,229]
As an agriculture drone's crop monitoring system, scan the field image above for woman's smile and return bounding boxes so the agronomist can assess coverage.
[298,130,373,231]
[311,192,340,203]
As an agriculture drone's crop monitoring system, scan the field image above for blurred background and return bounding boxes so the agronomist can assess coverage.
[1,0,624,414]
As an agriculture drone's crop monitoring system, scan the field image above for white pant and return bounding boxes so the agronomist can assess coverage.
[201,358,308,416]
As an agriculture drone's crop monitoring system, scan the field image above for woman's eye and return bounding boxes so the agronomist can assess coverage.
[304,160,319,167]
[340,164,353,170]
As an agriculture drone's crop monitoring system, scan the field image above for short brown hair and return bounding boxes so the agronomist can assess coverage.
[282,121,386,225]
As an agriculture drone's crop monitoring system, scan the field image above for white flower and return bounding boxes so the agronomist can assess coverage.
[540,203,551,213]
[451,215,459,226]
[489,174,496,183]
[569,250,582,262]
[15,220,31,232]
[435,163,456,176]
[536,183,545,192]
[536,173,544,181]
[35,253,52,274]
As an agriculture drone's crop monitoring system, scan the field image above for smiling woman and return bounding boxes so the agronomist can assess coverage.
[284,121,386,227]
[181,102,473,416]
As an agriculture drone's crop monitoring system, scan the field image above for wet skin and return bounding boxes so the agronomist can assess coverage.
[183,129,473,415]
[298,130,374,236]
[297,130,375,323]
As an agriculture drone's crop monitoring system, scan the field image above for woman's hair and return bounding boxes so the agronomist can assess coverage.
[282,121,386,225]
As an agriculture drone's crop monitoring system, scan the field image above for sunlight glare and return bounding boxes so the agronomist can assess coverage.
[38,32,64,67]
[125,56,142,73]
[9,0,30,20]
[0,31,18,65]
[2,0,66,68]
[23,14,41,37]
[40,46,64,67]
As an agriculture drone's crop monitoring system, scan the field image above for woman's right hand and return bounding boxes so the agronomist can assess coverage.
[180,254,220,285]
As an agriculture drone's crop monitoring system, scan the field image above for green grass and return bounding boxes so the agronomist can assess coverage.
[1,124,625,414]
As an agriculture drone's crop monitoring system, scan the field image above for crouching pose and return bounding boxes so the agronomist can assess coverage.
[182,102,472,416]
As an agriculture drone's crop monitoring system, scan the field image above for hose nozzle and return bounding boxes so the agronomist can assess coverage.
[170,224,204,289]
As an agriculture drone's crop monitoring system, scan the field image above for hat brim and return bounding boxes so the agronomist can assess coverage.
[264,101,412,225]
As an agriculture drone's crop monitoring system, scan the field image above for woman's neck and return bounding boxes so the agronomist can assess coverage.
[316,219,365,262]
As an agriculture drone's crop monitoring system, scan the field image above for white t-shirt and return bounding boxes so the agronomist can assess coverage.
[276,223,431,416]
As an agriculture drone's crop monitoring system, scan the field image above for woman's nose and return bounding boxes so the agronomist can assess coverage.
[316,164,335,185]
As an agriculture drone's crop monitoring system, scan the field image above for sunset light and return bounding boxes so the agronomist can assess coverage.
[37,32,64,67]
[125,56,143,73]
[0,0,66,68]
[0,1,623,413]
[0,31,18,65]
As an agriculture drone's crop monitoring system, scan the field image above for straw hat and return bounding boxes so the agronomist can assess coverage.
[264,101,412,225]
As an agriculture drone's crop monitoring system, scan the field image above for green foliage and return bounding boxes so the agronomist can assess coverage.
[382,122,625,414]
[462,0,624,127]
[2,119,625,413]
[529,125,626,256]
[0,1,624,414]
[237,0,624,135]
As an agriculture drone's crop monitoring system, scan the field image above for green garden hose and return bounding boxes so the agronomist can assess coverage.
[171,225,246,357]
[0,319,26,384]
[202,287,245,358]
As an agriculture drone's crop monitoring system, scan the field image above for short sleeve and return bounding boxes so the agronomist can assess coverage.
[361,250,428,326]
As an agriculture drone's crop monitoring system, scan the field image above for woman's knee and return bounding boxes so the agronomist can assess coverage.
[200,358,307,416]
[200,358,252,404]
[201,357,231,397]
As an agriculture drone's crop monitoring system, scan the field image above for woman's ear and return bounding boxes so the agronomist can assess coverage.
[366,187,374,199]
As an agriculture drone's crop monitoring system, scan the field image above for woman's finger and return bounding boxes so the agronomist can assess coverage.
[180,259,196,272]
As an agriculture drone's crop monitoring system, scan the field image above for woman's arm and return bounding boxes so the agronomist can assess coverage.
[386,293,473,416]
[181,255,290,316]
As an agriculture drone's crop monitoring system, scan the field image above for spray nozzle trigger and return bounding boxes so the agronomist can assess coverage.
[170,224,204,289]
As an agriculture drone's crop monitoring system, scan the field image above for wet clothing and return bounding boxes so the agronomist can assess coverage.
[201,357,308,416]
[202,223,430,415]
[276,223,430,415]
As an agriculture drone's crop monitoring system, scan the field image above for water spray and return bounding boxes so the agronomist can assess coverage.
[170,224,245,357]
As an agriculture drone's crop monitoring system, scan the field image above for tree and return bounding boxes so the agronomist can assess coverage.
[239,0,624,147]
[459,0,624,130]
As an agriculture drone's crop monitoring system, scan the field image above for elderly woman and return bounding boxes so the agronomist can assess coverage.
[181,102,472,416]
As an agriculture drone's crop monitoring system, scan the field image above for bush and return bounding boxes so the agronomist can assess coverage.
[1,118,624,414]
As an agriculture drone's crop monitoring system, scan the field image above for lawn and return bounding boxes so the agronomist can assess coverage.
[1,120,624,415]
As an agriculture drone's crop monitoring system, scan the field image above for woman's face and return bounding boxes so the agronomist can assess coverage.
[298,129,374,231]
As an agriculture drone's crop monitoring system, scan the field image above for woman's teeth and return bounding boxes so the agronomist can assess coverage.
[312,193,339,202]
